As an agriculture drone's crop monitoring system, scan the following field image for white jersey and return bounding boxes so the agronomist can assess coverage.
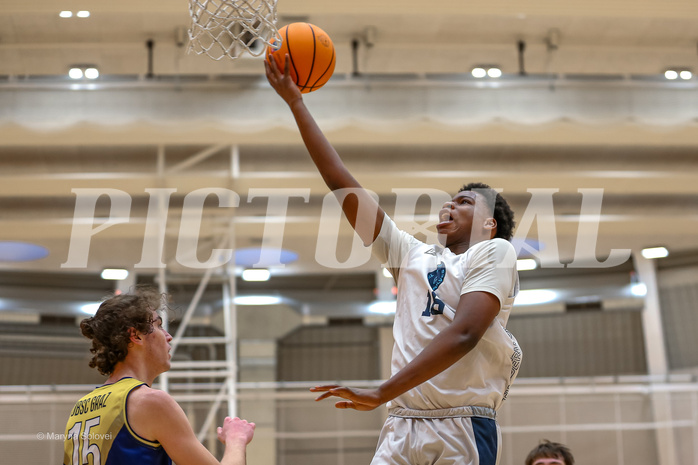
[372,214,522,411]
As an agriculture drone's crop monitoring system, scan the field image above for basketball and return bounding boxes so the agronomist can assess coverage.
[266,23,336,94]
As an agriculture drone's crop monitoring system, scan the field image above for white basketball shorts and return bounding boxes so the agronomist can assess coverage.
[370,406,501,465]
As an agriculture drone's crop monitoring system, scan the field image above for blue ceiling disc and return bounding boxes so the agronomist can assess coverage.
[234,248,298,267]
[0,241,49,262]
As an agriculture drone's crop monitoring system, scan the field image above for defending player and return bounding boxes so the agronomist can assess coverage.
[525,440,575,465]
[63,287,255,465]
[265,55,522,465]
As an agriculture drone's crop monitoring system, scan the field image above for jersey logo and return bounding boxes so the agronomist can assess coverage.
[422,262,446,317]
[427,262,445,290]
[423,248,437,256]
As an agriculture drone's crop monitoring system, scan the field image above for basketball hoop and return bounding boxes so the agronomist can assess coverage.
[188,0,280,60]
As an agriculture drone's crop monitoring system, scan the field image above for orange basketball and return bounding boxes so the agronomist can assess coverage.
[266,23,336,94]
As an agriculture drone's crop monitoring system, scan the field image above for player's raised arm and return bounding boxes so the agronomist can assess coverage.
[264,54,384,245]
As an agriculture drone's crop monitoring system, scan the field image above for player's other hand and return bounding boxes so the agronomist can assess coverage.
[264,53,303,107]
[310,385,385,411]
[217,416,255,446]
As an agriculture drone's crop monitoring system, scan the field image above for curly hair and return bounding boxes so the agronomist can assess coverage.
[80,286,167,376]
[525,440,575,465]
[459,182,516,241]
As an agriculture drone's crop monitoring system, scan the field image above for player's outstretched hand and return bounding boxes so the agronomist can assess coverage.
[217,416,255,446]
[264,53,303,107]
[310,385,385,411]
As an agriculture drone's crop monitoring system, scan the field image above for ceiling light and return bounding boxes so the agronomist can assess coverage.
[234,296,282,306]
[515,289,557,306]
[68,68,83,79]
[76,11,90,18]
[59,11,73,18]
[516,259,537,271]
[664,70,679,80]
[631,283,647,297]
[680,70,692,80]
[242,268,271,281]
[368,301,396,314]
[473,66,501,79]
[641,246,668,259]
[471,67,487,78]
[101,268,129,280]
[68,65,100,80]
[84,68,99,79]
[81,303,101,315]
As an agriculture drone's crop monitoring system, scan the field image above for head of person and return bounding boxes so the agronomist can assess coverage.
[459,182,515,241]
[80,286,172,376]
[525,440,575,465]
[437,182,515,248]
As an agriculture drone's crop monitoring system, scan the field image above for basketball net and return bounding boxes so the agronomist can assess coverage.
[188,0,280,60]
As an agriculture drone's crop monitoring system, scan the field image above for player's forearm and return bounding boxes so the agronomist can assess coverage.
[287,98,384,243]
[287,99,360,191]
[378,327,478,403]
[220,439,248,465]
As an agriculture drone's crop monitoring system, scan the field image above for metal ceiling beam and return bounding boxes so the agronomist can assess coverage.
[3,0,698,18]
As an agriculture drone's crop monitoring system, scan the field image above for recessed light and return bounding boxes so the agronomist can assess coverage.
[471,67,487,78]
[641,246,668,259]
[242,268,271,281]
[664,70,679,80]
[234,296,282,306]
[76,11,90,18]
[631,283,647,297]
[680,70,692,80]
[101,268,129,280]
[516,259,537,271]
[515,289,557,306]
[84,68,99,79]
[59,11,73,18]
[81,303,101,315]
[68,68,83,79]
[487,67,502,78]
[368,301,396,314]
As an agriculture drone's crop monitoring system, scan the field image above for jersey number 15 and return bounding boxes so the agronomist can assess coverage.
[67,417,102,465]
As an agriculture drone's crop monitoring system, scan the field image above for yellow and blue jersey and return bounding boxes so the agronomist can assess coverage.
[63,377,171,465]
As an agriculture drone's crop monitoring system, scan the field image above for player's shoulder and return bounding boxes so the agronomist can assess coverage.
[128,385,178,413]
[468,238,517,263]
[490,237,516,253]
[126,384,187,444]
